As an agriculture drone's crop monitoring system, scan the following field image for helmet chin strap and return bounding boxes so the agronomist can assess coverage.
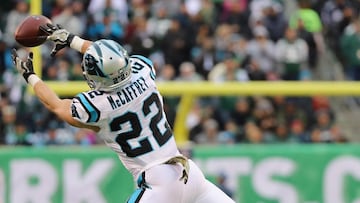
[87,77,97,90]
[89,81,97,90]
[82,70,97,90]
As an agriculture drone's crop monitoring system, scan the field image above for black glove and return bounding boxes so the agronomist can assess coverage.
[39,23,75,57]
[11,49,35,82]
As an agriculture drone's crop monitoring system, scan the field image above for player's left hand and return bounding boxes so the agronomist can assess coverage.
[11,49,35,82]
[39,23,75,57]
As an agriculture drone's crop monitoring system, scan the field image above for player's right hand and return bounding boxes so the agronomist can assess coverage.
[39,23,75,57]
[11,49,35,82]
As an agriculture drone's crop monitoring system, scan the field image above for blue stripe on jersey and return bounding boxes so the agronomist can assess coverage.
[131,55,156,80]
[149,70,155,80]
[131,55,153,67]
[127,188,145,203]
[77,93,100,123]
[137,173,144,187]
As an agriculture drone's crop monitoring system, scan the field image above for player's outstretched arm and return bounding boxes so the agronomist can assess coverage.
[40,23,92,55]
[11,49,99,132]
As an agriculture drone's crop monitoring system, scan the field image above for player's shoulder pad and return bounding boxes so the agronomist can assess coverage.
[71,92,101,123]
[130,55,156,80]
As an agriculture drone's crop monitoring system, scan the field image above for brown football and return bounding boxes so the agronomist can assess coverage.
[14,15,52,47]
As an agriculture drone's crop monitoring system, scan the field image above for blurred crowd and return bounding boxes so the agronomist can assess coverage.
[0,0,357,146]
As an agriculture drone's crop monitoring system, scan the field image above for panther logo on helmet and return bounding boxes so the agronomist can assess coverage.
[84,54,105,77]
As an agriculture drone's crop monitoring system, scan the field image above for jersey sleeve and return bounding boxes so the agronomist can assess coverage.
[71,93,100,124]
[131,55,156,80]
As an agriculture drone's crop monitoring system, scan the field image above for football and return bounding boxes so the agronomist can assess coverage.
[14,15,52,47]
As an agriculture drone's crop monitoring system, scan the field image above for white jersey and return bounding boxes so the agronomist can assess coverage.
[70,55,180,179]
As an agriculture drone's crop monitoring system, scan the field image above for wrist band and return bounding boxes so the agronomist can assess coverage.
[27,75,41,87]
[70,36,85,52]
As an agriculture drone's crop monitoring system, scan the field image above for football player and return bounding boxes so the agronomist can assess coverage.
[11,24,235,203]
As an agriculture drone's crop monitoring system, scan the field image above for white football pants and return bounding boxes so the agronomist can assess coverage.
[127,159,236,203]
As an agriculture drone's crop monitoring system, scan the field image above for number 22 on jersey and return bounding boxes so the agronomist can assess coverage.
[109,93,172,157]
